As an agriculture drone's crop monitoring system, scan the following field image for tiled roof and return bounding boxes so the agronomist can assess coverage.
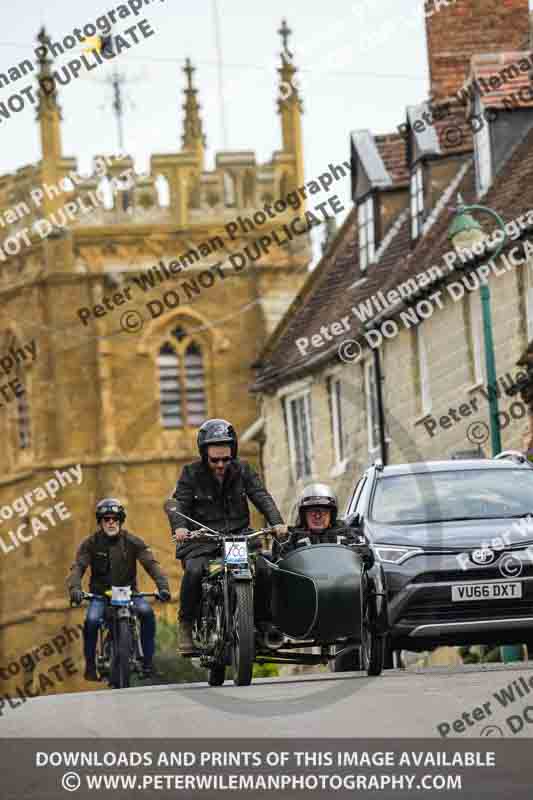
[374,134,409,185]
[253,123,533,392]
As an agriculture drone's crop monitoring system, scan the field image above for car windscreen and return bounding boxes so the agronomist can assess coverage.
[369,468,533,524]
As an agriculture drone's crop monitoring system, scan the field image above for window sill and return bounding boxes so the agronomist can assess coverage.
[330,458,349,478]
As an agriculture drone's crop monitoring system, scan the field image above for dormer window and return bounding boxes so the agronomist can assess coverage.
[410,163,424,239]
[358,194,375,271]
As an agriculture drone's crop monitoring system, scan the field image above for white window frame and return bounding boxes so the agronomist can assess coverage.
[364,360,380,457]
[417,326,431,415]
[474,99,492,197]
[328,376,348,475]
[285,388,314,482]
[410,163,424,239]
[358,194,375,271]
[469,291,484,385]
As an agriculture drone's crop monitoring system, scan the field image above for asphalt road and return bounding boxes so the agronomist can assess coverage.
[2,661,533,739]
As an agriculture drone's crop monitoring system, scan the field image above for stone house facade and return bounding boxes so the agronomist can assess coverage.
[253,0,533,523]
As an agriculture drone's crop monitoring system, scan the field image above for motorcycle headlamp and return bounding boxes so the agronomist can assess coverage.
[374,545,424,564]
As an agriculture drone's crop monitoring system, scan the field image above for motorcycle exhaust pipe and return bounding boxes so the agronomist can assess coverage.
[263,629,285,650]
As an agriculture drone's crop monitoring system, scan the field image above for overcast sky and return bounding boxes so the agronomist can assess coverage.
[1,1,531,245]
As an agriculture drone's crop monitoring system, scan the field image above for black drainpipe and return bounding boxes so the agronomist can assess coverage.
[373,347,388,466]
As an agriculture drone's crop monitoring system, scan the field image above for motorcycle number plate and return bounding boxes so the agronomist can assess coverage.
[224,539,247,565]
[111,585,132,606]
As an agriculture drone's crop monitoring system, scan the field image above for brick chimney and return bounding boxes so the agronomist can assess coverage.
[425,0,531,104]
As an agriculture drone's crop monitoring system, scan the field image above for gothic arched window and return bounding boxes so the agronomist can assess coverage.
[157,326,207,428]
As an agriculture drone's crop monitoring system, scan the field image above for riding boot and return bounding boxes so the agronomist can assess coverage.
[84,661,99,681]
[177,621,194,655]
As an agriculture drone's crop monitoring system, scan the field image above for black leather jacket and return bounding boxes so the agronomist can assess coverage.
[274,521,374,567]
[164,458,283,560]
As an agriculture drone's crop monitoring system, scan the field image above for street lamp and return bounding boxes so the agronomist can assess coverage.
[448,200,507,456]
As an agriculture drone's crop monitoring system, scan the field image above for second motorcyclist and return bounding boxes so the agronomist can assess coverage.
[67,498,171,681]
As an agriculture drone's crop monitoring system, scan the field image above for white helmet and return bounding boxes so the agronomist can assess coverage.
[493,450,531,466]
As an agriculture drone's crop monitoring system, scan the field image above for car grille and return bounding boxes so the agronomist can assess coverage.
[401,599,533,625]
[413,564,533,583]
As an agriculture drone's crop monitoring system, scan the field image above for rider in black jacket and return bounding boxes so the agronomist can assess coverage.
[164,419,287,653]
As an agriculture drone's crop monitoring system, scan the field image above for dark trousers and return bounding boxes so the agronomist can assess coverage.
[179,554,273,623]
[84,597,156,667]
[179,555,210,622]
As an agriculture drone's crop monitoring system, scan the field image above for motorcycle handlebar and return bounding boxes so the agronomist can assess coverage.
[184,526,275,541]
[80,591,162,601]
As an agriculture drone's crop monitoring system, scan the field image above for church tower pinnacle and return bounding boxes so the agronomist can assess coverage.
[277,19,304,190]
[181,57,205,168]
[36,27,63,166]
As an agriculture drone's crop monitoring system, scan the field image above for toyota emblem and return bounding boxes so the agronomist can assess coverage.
[470,548,496,565]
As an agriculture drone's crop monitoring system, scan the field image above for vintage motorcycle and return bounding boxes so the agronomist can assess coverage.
[188,527,388,686]
[81,588,161,689]
[190,528,269,687]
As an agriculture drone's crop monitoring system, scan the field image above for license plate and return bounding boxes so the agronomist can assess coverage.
[111,585,132,606]
[451,581,522,601]
[224,539,247,565]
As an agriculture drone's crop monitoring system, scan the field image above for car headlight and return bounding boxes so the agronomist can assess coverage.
[374,545,424,564]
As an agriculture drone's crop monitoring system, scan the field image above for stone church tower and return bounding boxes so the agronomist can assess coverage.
[0,24,309,696]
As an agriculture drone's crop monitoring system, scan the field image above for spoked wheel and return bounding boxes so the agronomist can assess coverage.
[112,618,131,688]
[232,583,255,686]
[208,663,226,686]
[328,643,361,672]
[95,627,108,680]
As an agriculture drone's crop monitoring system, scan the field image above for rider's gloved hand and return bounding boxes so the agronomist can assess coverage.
[70,589,83,606]
[272,524,289,541]
[172,527,189,542]
[158,589,171,602]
